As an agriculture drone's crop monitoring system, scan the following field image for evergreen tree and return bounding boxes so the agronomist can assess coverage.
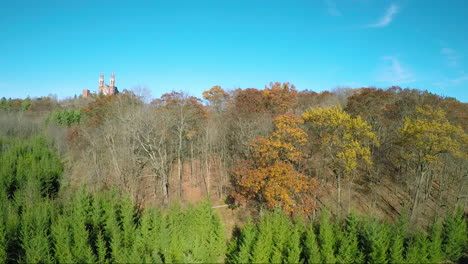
[286,221,303,264]
[20,201,54,263]
[388,216,407,264]
[405,233,430,264]
[318,211,336,264]
[304,222,321,264]
[95,230,108,264]
[443,207,468,261]
[363,218,390,264]
[0,218,6,264]
[270,211,290,263]
[105,199,125,263]
[119,196,137,263]
[70,190,96,263]
[165,203,185,263]
[250,212,274,263]
[51,215,73,263]
[229,220,257,263]
[428,220,444,263]
[336,213,364,264]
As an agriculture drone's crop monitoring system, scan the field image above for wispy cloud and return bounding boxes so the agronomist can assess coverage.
[324,0,341,16]
[441,48,461,67]
[368,4,399,28]
[450,74,468,85]
[377,56,415,84]
[433,74,468,88]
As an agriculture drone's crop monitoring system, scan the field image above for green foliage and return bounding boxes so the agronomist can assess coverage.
[0,217,6,264]
[388,216,407,264]
[428,220,444,263]
[50,108,82,127]
[20,201,54,263]
[0,136,63,199]
[336,213,364,264]
[250,212,274,263]
[20,98,31,111]
[405,233,430,263]
[285,221,303,264]
[363,218,390,264]
[304,222,321,264]
[51,215,73,263]
[227,220,256,263]
[2,134,467,264]
[443,207,468,261]
[318,211,336,264]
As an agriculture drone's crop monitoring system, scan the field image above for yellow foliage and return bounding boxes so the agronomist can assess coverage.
[302,106,379,174]
[202,85,229,107]
[398,105,467,164]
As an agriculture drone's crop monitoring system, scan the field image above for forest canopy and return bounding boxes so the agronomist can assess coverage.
[0,85,467,263]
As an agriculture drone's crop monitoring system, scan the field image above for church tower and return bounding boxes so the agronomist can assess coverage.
[110,72,115,88]
[96,73,118,95]
[99,73,104,88]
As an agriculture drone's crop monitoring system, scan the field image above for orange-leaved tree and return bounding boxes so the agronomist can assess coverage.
[231,114,318,214]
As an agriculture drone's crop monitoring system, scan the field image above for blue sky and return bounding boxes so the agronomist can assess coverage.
[1,0,467,102]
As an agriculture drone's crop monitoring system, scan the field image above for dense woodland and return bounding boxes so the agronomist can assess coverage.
[0,84,467,263]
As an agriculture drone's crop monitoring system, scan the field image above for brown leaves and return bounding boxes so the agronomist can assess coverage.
[231,114,318,214]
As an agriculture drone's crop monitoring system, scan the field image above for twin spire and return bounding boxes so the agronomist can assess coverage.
[99,72,115,88]
[97,72,118,95]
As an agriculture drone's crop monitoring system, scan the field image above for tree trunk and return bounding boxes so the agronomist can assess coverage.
[410,166,426,220]
[336,172,342,211]
[178,129,183,201]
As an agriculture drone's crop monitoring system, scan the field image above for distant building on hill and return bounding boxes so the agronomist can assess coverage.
[82,73,119,98]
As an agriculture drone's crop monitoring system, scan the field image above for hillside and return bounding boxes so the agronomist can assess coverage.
[0,85,467,262]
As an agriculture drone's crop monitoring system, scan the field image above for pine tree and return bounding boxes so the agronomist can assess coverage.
[363,218,390,264]
[119,196,137,263]
[304,222,321,264]
[70,191,96,263]
[337,213,364,264]
[318,211,336,264]
[443,207,468,261]
[250,212,274,263]
[165,203,185,263]
[205,205,227,263]
[270,211,290,263]
[51,215,73,263]
[428,220,444,263]
[229,220,256,263]
[95,230,108,264]
[105,199,124,263]
[388,216,407,264]
[71,209,96,263]
[405,233,429,263]
[20,201,54,263]
[0,218,6,264]
[286,222,303,264]
[147,209,164,263]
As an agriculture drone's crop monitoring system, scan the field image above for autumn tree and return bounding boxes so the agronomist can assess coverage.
[155,91,208,200]
[302,106,379,210]
[203,85,230,112]
[262,82,298,114]
[397,105,467,219]
[231,114,318,214]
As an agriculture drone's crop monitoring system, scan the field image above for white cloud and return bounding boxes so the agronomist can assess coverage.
[368,4,399,28]
[433,74,468,88]
[450,74,468,85]
[441,48,460,67]
[324,0,341,16]
[377,56,415,84]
